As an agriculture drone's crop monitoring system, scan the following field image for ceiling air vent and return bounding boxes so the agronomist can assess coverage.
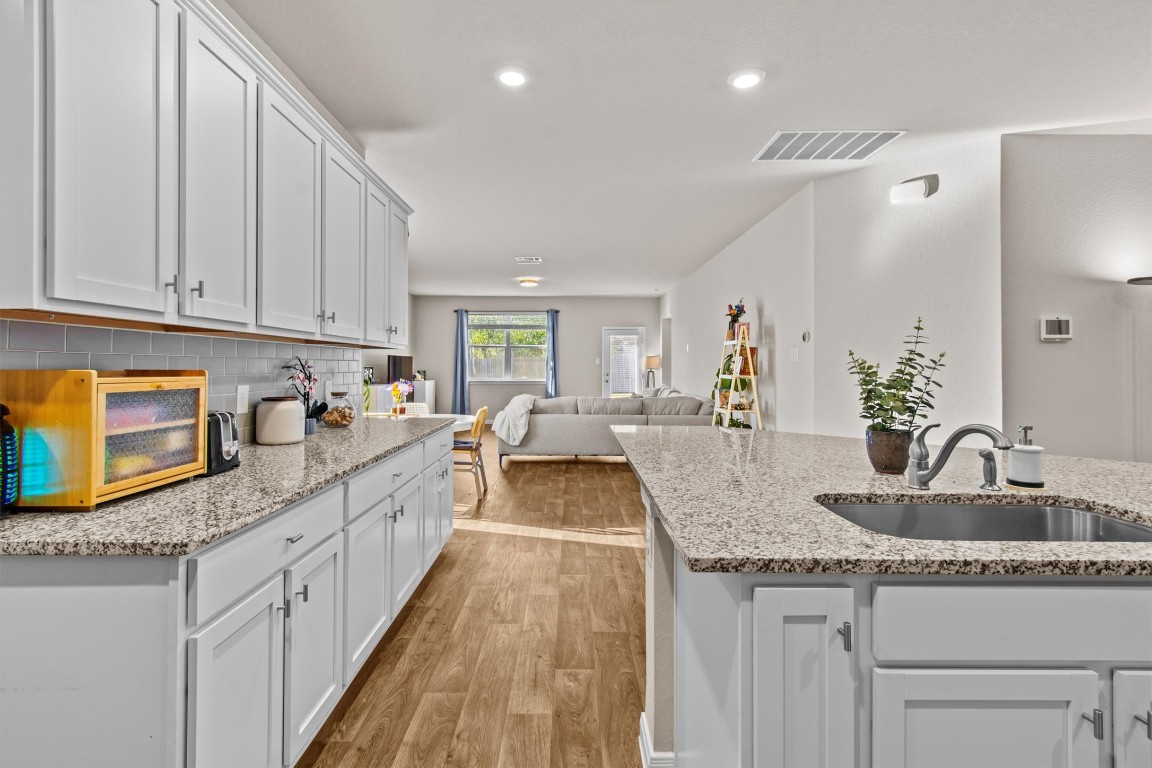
[754,130,905,161]
[514,256,543,264]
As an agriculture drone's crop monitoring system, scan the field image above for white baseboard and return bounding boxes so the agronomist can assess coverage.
[638,712,675,768]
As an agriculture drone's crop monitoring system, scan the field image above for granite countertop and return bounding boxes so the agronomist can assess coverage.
[612,426,1152,576]
[0,416,455,557]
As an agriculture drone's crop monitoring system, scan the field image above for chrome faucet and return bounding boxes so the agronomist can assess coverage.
[907,423,1014,490]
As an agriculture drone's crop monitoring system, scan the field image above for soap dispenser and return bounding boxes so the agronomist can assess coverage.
[1006,425,1045,489]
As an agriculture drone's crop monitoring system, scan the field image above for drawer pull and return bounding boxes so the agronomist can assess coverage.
[286,533,304,544]
[836,621,853,652]
[295,584,309,603]
[392,472,404,480]
[1081,709,1104,740]
[1136,710,1151,740]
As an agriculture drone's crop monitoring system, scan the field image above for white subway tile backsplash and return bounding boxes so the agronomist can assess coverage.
[112,330,151,354]
[10,321,67,351]
[66,326,113,353]
[2,323,361,444]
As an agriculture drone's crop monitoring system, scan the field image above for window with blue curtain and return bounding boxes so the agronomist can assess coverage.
[453,309,559,411]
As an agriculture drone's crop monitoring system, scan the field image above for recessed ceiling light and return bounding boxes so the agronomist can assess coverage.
[517,276,540,287]
[728,68,766,89]
[496,66,528,87]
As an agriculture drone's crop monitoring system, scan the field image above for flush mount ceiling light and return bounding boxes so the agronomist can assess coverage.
[514,256,543,264]
[728,68,766,89]
[496,66,528,87]
[517,276,540,287]
[1128,276,1152,286]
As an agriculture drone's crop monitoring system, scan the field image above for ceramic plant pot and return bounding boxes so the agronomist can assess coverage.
[865,428,912,474]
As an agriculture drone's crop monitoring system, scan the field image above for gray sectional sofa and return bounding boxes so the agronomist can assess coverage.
[497,392,714,464]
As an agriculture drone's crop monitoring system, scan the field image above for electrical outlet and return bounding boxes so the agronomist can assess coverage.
[595,358,600,365]
[236,384,249,414]
[789,348,799,363]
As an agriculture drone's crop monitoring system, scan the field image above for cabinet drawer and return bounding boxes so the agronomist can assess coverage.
[346,445,423,523]
[873,585,1152,663]
[424,427,453,468]
[188,485,343,626]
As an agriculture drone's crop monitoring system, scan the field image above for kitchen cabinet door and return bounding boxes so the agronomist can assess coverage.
[46,0,177,313]
[1115,670,1152,767]
[284,533,344,764]
[258,87,322,334]
[386,204,410,346]
[180,13,256,325]
[873,669,1100,768]
[363,182,391,344]
[344,501,391,685]
[321,146,365,339]
[439,454,454,548]
[187,575,285,768]
[390,477,424,616]
[422,464,442,570]
[752,587,855,768]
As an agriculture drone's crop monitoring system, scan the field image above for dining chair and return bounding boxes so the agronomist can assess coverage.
[453,406,489,499]
[403,402,429,416]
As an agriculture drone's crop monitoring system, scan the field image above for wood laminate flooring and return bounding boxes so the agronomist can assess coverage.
[298,430,647,768]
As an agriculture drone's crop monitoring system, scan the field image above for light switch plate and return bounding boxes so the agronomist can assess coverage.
[236,384,249,414]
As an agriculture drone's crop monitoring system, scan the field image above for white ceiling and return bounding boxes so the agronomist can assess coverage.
[225,0,1152,297]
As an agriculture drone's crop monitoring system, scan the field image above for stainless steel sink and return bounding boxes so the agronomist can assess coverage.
[820,502,1152,543]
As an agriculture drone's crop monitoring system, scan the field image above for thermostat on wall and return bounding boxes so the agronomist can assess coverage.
[1040,316,1073,342]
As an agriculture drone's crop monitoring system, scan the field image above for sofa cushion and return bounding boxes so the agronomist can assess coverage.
[531,396,578,415]
[642,395,711,416]
[576,396,644,415]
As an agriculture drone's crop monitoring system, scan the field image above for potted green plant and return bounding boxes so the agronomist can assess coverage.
[847,318,946,474]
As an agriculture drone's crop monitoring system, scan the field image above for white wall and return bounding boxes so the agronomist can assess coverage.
[813,137,1003,441]
[1002,134,1152,461]
[661,184,815,433]
[404,295,662,415]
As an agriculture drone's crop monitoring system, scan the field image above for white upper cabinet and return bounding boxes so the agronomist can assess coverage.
[321,147,365,339]
[363,182,391,344]
[257,87,323,335]
[46,0,177,313]
[387,205,410,346]
[180,13,257,325]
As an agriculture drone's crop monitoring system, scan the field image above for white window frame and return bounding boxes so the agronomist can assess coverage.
[466,312,549,382]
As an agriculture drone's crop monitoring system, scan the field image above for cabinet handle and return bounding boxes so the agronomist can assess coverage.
[286,533,304,544]
[190,280,205,298]
[1135,710,1152,741]
[398,505,405,518]
[295,584,309,603]
[276,602,291,619]
[317,311,336,323]
[392,472,404,480]
[1081,709,1104,740]
[164,275,178,295]
[836,621,853,652]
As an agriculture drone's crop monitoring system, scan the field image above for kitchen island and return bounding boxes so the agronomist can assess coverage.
[613,425,1152,768]
[0,415,456,768]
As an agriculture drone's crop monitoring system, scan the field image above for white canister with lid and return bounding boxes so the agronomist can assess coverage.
[256,396,305,445]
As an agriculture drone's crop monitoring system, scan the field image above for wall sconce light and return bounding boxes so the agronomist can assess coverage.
[1127,276,1152,286]
[890,174,939,204]
[643,355,661,388]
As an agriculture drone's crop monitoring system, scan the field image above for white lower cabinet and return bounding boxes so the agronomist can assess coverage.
[751,587,855,768]
[422,462,445,571]
[187,575,285,768]
[343,501,392,685]
[390,477,424,616]
[1115,670,1152,767]
[284,534,344,763]
[439,454,454,547]
[873,668,1101,768]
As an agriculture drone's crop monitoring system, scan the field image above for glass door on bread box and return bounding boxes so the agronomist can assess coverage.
[97,378,206,496]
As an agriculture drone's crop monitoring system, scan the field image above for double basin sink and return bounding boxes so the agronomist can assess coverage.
[820,502,1152,543]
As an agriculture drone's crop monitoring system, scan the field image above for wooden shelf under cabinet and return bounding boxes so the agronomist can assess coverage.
[0,369,208,509]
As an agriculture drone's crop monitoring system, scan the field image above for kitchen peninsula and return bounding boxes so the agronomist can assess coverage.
[614,425,1152,768]
[0,416,456,768]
